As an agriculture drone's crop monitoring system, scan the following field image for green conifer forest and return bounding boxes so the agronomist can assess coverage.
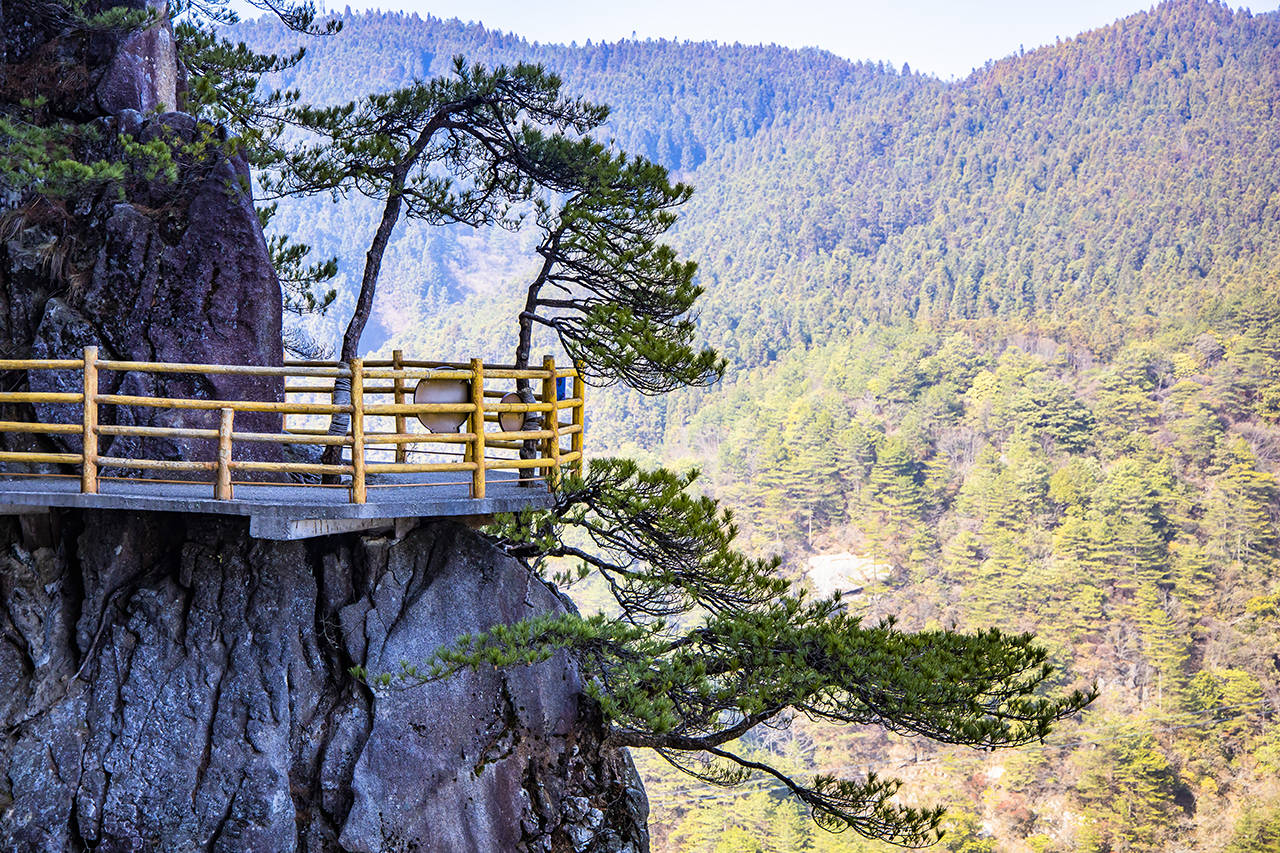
[233,1,1280,848]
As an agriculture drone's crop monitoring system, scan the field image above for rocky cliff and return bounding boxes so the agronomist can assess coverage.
[2,0,285,468]
[0,3,648,850]
[0,514,646,852]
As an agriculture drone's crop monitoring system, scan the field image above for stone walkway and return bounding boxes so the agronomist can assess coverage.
[0,472,552,539]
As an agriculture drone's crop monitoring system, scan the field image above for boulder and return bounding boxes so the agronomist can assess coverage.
[0,0,181,120]
[22,111,287,468]
[93,0,180,115]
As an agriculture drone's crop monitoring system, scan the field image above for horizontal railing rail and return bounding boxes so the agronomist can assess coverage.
[0,348,585,505]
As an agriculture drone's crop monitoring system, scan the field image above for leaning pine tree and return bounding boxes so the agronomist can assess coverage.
[511,135,725,392]
[364,124,1096,848]
[387,461,1095,844]
[508,135,725,463]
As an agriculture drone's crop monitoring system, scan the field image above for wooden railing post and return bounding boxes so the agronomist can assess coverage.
[392,348,407,464]
[81,346,98,494]
[541,355,561,487]
[350,359,366,504]
[469,358,486,499]
[572,360,585,476]
[216,407,234,500]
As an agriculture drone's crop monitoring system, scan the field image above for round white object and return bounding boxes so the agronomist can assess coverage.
[413,375,471,433]
[498,392,525,433]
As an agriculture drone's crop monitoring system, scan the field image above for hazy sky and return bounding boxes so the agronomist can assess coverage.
[302,0,1279,79]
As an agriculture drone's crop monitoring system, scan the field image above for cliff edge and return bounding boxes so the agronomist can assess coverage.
[0,514,647,851]
[0,3,647,850]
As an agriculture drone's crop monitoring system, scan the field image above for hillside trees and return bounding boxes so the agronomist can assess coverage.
[390,459,1095,844]
[186,12,1097,842]
[224,4,1279,847]
[224,1,1280,377]
[1072,722,1183,852]
[669,321,1279,846]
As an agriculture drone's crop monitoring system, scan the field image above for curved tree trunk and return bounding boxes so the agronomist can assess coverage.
[320,165,411,477]
[515,234,562,484]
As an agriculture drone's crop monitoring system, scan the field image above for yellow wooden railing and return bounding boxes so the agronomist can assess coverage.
[0,348,586,505]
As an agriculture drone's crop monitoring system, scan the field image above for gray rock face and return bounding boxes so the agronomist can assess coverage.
[0,0,181,120]
[94,0,180,115]
[4,2,282,468]
[21,110,287,468]
[0,515,648,852]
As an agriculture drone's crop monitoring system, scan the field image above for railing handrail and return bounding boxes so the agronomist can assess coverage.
[0,349,586,507]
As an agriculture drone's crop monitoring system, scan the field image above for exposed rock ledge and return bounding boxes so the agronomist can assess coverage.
[0,513,648,852]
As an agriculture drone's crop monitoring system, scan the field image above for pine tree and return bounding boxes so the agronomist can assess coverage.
[1072,722,1181,852]
[865,437,927,529]
[390,459,1096,845]
[1207,438,1278,563]
[510,138,724,392]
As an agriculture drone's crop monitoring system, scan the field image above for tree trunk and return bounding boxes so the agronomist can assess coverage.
[515,236,561,484]
[320,165,411,476]
[322,120,446,477]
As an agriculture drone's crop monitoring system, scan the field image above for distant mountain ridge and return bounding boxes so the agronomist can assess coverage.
[234,10,880,170]
[232,0,1280,371]
[677,0,1280,363]
[229,9,916,364]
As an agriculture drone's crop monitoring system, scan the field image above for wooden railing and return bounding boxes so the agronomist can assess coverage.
[0,348,586,505]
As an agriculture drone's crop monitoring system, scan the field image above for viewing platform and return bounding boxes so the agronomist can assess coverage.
[0,350,585,539]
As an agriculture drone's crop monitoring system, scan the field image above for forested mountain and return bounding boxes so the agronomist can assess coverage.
[233,2,1280,849]
[231,10,903,372]
[680,0,1280,365]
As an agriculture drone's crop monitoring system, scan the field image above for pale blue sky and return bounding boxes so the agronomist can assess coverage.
[293,0,1279,79]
